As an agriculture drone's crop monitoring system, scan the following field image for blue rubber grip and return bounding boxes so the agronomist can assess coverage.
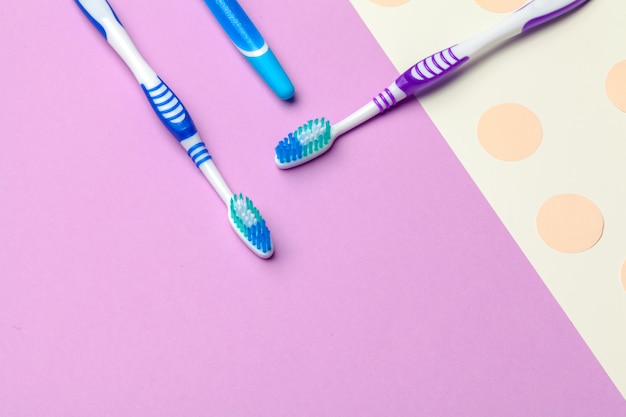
[202,0,265,53]
[141,79,198,142]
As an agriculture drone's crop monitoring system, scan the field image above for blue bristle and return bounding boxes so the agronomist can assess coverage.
[275,119,331,164]
[275,132,303,163]
[230,194,272,255]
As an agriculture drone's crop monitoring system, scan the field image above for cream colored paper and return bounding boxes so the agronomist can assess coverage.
[350,0,626,398]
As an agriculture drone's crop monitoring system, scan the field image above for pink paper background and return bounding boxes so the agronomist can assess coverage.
[1,1,624,416]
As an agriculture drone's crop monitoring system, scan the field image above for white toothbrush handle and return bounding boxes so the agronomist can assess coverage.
[75,0,235,205]
[453,0,589,58]
[75,0,158,85]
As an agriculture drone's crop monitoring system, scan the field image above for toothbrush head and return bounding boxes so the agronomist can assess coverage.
[229,193,274,259]
[275,118,333,169]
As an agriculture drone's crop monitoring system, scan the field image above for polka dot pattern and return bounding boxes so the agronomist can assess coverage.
[477,103,543,161]
[462,3,624,295]
[536,194,604,253]
[477,101,606,255]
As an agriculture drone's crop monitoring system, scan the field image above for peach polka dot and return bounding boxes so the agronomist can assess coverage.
[368,0,410,6]
[474,0,526,13]
[605,60,626,112]
[477,103,543,161]
[536,194,604,253]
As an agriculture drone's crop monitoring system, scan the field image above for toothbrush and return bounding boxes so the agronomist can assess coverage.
[274,0,589,169]
[75,0,273,258]
[201,0,295,100]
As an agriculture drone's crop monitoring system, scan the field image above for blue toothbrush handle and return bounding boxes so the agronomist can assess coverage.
[141,79,198,142]
[202,0,265,53]
[75,0,199,143]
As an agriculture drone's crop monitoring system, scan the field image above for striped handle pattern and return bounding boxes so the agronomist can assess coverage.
[395,47,469,97]
[142,79,198,142]
[372,87,399,114]
[186,141,212,167]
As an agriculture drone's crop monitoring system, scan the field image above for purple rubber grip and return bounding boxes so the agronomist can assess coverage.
[395,46,468,96]
[522,0,588,32]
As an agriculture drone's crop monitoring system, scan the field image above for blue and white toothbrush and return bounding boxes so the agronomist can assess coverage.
[75,0,273,258]
[274,0,589,169]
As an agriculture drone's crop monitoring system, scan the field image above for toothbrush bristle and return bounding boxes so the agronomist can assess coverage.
[229,193,273,258]
[275,118,332,168]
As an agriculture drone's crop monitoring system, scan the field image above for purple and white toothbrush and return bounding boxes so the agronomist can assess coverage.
[275,0,589,169]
